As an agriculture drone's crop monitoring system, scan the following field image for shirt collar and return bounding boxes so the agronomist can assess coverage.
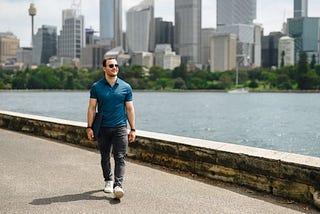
[103,77,119,87]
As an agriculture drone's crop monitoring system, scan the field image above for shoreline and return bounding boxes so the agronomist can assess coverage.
[1,89,320,93]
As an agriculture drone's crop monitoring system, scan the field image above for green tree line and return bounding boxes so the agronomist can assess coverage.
[1,52,320,91]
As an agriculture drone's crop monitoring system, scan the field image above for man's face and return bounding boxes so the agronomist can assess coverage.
[104,59,119,77]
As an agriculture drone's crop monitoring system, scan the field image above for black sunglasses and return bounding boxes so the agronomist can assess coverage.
[108,64,118,68]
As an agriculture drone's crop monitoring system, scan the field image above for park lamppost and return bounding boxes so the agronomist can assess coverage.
[28,3,37,47]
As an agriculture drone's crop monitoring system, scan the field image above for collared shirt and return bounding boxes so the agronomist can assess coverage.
[90,77,133,128]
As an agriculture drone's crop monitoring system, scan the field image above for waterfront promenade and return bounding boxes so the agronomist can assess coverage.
[0,128,318,214]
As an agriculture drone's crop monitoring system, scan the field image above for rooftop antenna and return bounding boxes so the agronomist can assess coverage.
[282,10,286,22]
[71,0,81,16]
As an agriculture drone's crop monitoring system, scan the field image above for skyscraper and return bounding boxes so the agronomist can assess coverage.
[217,0,256,26]
[154,18,174,50]
[210,34,237,72]
[261,32,284,68]
[32,25,57,64]
[57,9,84,59]
[289,0,319,63]
[216,0,256,66]
[174,0,201,64]
[100,0,122,47]
[201,28,215,67]
[288,17,320,63]
[126,0,155,54]
[294,0,308,18]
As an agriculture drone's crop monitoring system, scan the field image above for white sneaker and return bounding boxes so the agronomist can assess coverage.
[113,186,124,199]
[104,181,113,193]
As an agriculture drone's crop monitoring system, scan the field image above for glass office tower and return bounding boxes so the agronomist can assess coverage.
[216,0,256,66]
[100,0,122,47]
[288,0,320,63]
[58,9,84,59]
[32,25,57,64]
[288,17,320,63]
[174,0,201,64]
[217,0,256,26]
[126,0,154,53]
[294,0,308,18]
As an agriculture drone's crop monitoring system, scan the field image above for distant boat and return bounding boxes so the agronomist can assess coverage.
[228,88,248,94]
[228,60,249,94]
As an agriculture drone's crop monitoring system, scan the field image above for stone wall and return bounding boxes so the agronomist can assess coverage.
[0,110,319,209]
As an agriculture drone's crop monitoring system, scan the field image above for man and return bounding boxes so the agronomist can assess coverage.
[86,57,136,199]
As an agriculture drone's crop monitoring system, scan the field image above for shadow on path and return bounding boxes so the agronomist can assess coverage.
[30,189,120,205]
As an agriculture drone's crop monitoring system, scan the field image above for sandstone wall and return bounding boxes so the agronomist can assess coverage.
[0,110,319,209]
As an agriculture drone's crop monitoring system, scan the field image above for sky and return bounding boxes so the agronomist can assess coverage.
[1,0,320,47]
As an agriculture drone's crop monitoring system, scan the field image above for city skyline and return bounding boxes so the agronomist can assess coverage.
[1,0,320,47]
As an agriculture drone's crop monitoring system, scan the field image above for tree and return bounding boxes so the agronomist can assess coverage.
[301,70,319,89]
[172,64,187,81]
[248,80,259,88]
[149,66,164,81]
[310,54,316,69]
[276,74,292,90]
[219,73,233,89]
[12,71,28,89]
[297,51,309,89]
[155,78,172,90]
[189,77,207,89]
[119,65,144,79]
[173,77,187,89]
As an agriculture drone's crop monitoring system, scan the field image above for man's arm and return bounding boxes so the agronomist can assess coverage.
[126,101,136,143]
[86,98,97,141]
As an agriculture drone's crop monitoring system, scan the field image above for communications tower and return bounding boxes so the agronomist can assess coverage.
[28,3,37,47]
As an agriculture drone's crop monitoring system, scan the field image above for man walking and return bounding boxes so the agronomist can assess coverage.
[86,57,136,199]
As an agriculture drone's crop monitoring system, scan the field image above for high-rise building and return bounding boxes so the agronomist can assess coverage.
[16,47,32,66]
[32,25,57,65]
[217,0,256,26]
[100,0,122,47]
[126,0,155,54]
[261,32,285,68]
[174,0,201,65]
[154,18,174,49]
[57,9,85,59]
[294,0,308,18]
[216,0,256,66]
[0,32,19,63]
[85,28,95,45]
[289,0,319,63]
[80,45,109,69]
[288,17,320,63]
[201,28,216,68]
[210,34,237,72]
[253,24,262,67]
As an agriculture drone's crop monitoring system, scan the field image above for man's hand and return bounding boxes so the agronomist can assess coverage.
[128,130,136,143]
[86,128,94,141]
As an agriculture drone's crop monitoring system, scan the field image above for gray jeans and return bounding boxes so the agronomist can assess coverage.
[98,126,128,188]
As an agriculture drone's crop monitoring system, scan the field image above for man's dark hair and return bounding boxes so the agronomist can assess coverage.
[103,57,116,67]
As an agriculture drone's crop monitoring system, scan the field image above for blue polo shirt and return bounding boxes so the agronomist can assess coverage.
[90,77,133,128]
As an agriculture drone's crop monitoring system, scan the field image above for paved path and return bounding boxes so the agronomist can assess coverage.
[0,128,318,214]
